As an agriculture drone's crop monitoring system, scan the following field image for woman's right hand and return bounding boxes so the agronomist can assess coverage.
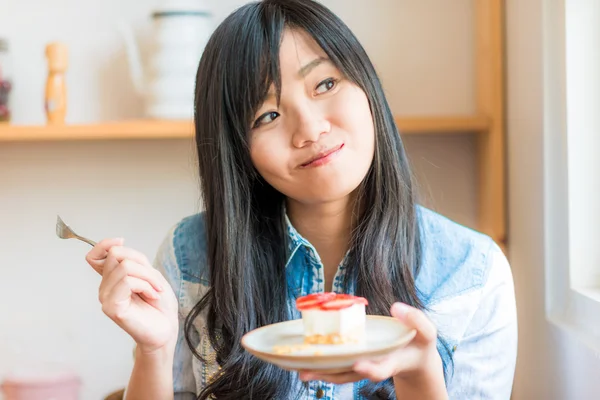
[85,238,179,355]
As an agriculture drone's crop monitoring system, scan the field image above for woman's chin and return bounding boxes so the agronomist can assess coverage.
[286,186,361,206]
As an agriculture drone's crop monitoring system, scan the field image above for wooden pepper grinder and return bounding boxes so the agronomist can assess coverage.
[45,42,68,124]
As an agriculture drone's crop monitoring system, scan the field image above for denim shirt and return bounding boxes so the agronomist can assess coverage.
[151,206,517,399]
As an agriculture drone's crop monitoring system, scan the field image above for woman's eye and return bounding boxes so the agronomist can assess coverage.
[315,78,338,94]
[253,111,280,128]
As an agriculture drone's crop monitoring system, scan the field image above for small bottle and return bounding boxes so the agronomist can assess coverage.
[45,42,68,124]
[0,38,13,123]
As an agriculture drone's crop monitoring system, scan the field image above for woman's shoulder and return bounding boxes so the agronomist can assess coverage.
[415,205,509,306]
[416,206,517,392]
[153,211,210,289]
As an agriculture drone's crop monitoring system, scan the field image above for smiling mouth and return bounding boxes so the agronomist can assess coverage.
[300,143,345,168]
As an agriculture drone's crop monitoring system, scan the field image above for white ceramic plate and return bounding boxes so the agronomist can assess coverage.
[241,316,416,373]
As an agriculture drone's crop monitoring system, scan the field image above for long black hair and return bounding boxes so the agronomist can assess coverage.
[186,0,451,398]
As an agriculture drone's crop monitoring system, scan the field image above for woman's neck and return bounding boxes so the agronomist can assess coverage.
[286,196,356,292]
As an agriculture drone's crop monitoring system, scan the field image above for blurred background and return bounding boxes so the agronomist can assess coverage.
[1,0,599,399]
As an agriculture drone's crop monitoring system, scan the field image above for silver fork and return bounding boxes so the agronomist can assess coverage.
[55,215,97,247]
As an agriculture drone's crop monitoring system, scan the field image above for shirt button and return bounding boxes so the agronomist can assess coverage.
[316,387,325,398]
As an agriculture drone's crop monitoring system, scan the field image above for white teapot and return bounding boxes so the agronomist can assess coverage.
[120,0,213,120]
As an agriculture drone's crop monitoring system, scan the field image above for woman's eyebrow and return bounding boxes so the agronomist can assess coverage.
[298,57,329,78]
[258,57,332,103]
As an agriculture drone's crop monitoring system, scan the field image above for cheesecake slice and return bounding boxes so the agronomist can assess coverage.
[295,292,368,345]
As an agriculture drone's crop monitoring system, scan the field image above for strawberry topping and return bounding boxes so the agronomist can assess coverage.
[295,292,336,310]
[296,292,368,311]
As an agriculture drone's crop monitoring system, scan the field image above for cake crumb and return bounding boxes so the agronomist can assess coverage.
[273,344,311,354]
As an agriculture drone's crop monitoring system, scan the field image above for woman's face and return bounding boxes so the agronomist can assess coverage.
[249,29,375,205]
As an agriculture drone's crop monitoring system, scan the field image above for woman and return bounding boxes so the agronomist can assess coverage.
[86,0,517,399]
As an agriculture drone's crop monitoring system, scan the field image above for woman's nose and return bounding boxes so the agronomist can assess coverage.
[292,112,331,148]
[291,104,331,148]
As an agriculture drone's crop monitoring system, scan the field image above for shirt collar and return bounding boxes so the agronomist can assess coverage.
[284,212,309,248]
[283,208,355,294]
[283,208,322,272]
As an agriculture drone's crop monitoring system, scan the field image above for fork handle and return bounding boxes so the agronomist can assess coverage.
[76,235,97,247]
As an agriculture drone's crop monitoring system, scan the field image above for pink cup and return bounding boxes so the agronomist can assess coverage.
[1,370,80,400]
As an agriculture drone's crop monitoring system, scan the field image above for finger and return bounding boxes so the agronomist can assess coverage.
[103,245,152,277]
[353,357,399,382]
[102,247,122,278]
[101,276,160,319]
[298,371,363,384]
[105,245,152,269]
[86,238,125,261]
[391,302,437,344]
[100,259,164,300]
[85,238,124,274]
[121,276,160,301]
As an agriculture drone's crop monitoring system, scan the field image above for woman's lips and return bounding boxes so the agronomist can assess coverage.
[300,143,344,168]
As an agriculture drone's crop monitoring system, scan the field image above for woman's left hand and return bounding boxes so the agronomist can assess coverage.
[298,302,446,393]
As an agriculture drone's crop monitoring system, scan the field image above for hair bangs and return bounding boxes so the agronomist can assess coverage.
[220,4,286,137]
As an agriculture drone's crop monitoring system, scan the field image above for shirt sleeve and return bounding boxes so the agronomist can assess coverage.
[151,226,199,399]
[447,243,518,399]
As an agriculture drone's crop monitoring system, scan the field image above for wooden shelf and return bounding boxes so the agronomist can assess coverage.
[0,116,489,142]
[0,119,194,142]
[396,116,489,134]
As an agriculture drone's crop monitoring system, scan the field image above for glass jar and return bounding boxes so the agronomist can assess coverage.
[0,38,13,122]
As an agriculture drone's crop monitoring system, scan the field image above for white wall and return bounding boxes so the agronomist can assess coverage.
[0,1,477,398]
[507,0,600,399]
[564,0,600,291]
